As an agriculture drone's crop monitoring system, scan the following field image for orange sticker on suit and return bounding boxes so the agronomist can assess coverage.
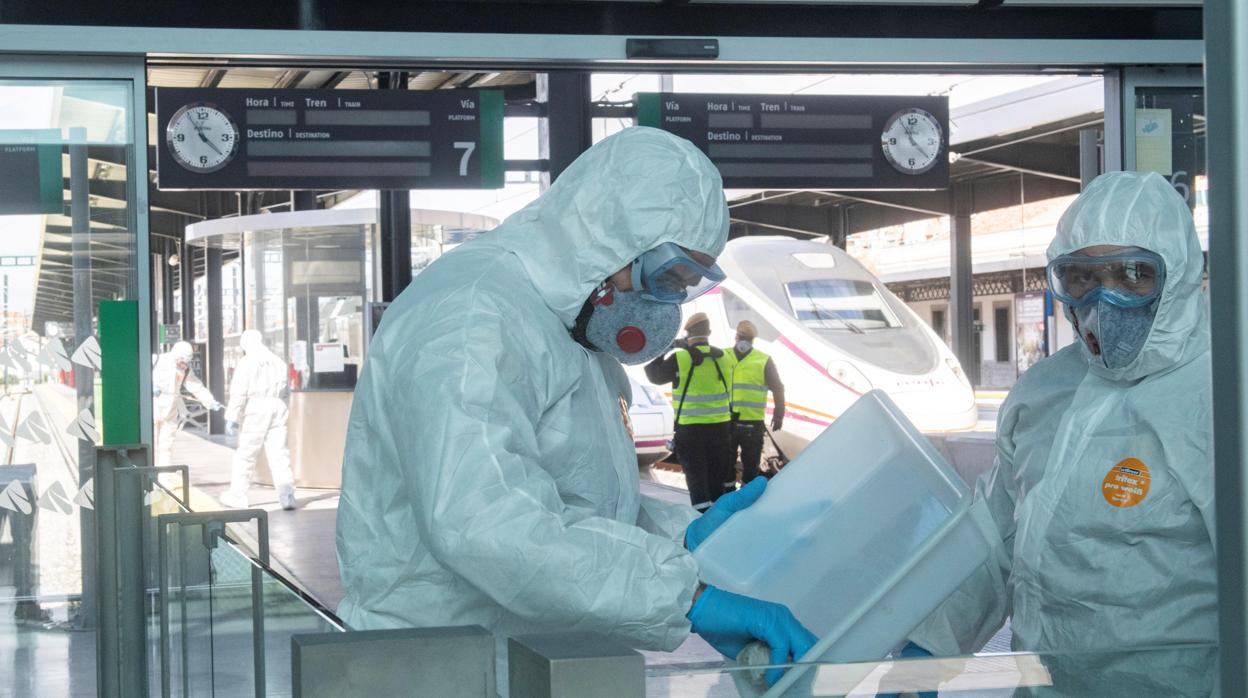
[1102,458,1151,508]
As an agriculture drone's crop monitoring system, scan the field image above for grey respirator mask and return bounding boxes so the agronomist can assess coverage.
[580,284,681,365]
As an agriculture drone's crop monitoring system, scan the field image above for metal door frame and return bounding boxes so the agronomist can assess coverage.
[0,54,153,698]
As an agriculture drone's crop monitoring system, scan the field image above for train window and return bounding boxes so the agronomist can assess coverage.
[721,289,781,341]
[784,279,902,332]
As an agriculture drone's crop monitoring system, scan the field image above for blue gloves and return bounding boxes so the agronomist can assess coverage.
[210,401,224,412]
[685,476,767,551]
[688,585,818,686]
[877,643,937,698]
[225,421,239,437]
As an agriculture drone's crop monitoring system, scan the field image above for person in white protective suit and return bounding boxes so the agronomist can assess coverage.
[220,330,296,511]
[901,171,1216,696]
[152,341,222,471]
[336,127,816,690]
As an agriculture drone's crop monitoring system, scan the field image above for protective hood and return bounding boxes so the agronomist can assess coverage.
[489,127,729,327]
[239,329,282,364]
[1047,171,1207,382]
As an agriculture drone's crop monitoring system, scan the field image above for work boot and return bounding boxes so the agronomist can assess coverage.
[278,484,297,511]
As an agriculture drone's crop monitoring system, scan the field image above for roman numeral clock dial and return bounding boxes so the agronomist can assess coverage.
[881,108,942,176]
[166,103,239,174]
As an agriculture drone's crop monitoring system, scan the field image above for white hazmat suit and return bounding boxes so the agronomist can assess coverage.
[152,341,220,469]
[336,128,726,656]
[910,172,1216,695]
[223,330,295,508]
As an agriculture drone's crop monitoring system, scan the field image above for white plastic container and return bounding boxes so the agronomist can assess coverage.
[692,390,998,695]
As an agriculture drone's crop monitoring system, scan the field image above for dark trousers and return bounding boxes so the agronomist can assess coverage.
[674,421,734,511]
[733,419,766,484]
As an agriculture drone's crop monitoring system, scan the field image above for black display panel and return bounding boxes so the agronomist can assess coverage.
[155,87,504,191]
[637,92,949,190]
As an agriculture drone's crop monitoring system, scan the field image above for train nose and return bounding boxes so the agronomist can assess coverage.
[885,384,977,431]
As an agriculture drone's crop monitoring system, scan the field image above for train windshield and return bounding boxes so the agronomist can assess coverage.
[785,279,903,332]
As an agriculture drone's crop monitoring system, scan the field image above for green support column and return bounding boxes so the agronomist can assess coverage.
[100,300,141,444]
[96,300,145,698]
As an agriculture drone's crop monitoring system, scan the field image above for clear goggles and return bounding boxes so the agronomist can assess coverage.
[630,242,726,304]
[1046,250,1166,309]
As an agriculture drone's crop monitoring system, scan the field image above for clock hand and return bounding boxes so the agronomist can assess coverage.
[197,131,224,156]
[905,130,931,160]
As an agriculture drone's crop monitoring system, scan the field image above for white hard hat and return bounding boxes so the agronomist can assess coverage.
[171,341,194,361]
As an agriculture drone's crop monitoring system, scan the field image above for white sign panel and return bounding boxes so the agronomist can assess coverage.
[313,342,345,373]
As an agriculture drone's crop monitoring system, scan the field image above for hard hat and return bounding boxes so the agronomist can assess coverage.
[736,320,758,340]
[171,341,194,361]
[684,312,710,333]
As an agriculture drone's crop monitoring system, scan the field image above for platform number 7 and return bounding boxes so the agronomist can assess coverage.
[454,142,476,176]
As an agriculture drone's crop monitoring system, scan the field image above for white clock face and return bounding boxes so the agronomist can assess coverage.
[166,103,239,173]
[881,108,942,175]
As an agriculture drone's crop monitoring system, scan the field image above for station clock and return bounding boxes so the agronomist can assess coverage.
[165,103,240,173]
[881,108,943,176]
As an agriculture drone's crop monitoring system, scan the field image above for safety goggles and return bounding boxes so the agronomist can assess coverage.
[1047,249,1166,309]
[630,242,726,304]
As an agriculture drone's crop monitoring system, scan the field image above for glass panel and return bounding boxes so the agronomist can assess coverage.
[645,643,1218,697]
[156,517,216,698]
[145,480,191,697]
[0,77,137,696]
[152,504,342,698]
[1133,86,1206,236]
[209,539,342,696]
[235,223,371,393]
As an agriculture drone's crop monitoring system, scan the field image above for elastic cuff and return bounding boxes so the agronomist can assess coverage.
[688,585,713,621]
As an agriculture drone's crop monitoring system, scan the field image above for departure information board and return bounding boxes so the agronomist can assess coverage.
[636,93,949,190]
[155,88,504,191]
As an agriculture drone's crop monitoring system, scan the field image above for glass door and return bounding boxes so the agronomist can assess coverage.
[0,56,149,697]
[1122,67,1205,227]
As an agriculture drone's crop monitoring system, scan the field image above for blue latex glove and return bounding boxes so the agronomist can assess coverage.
[210,401,224,412]
[225,421,239,437]
[877,643,937,698]
[688,585,818,686]
[685,476,767,551]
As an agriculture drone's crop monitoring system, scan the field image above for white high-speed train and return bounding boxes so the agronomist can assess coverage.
[679,236,977,457]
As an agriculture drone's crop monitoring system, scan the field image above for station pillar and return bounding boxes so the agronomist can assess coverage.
[205,246,224,434]
[179,232,195,345]
[949,183,978,387]
[538,72,593,186]
[377,71,412,302]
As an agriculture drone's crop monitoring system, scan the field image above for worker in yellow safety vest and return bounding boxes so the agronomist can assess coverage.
[729,320,785,484]
[645,312,737,511]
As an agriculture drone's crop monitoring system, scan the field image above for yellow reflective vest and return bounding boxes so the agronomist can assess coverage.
[731,348,770,421]
[674,345,734,425]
